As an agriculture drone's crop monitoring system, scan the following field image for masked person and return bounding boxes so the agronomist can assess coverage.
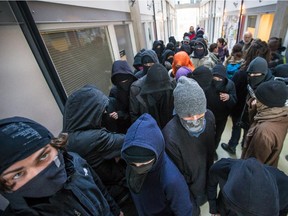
[129,63,175,128]
[161,49,175,71]
[0,117,122,216]
[162,76,215,215]
[245,56,274,123]
[241,80,288,167]
[63,85,134,214]
[133,49,145,74]
[109,60,137,133]
[152,40,165,63]
[205,64,237,160]
[208,158,288,216]
[191,38,211,69]
[121,113,194,216]
[221,40,271,155]
[134,50,159,79]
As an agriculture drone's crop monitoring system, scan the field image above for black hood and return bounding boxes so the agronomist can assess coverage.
[111,60,137,85]
[141,50,159,65]
[169,36,176,46]
[152,40,164,55]
[133,49,145,68]
[222,158,279,216]
[63,85,108,132]
[212,64,228,82]
[273,63,288,78]
[190,65,212,91]
[166,42,175,51]
[141,63,172,94]
[247,57,269,75]
[161,49,174,64]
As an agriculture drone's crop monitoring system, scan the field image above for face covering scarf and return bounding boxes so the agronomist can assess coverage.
[180,116,206,137]
[212,79,226,92]
[127,160,154,194]
[11,152,67,198]
[118,77,134,92]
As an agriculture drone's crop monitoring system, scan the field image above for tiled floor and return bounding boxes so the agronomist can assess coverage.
[200,117,288,215]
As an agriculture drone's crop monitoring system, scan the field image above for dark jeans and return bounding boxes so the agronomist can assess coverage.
[228,114,247,148]
[215,117,228,150]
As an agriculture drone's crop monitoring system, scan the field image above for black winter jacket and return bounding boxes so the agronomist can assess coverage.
[63,85,124,169]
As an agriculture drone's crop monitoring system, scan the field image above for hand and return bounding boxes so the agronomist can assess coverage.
[251,99,257,106]
[115,157,121,163]
[109,112,118,120]
[119,211,124,216]
[219,92,229,102]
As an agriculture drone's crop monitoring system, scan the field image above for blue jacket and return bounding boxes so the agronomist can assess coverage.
[121,113,193,216]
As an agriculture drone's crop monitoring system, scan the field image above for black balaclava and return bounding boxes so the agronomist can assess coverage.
[113,74,135,92]
[247,57,269,89]
[193,40,207,59]
[212,64,227,92]
[142,55,155,75]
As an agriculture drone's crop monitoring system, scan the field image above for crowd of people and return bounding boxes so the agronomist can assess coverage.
[0,25,288,216]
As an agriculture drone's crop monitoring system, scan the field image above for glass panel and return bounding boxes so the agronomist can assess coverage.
[41,27,113,96]
[114,24,134,67]
[246,15,257,36]
[257,13,274,42]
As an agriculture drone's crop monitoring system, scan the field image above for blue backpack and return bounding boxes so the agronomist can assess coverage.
[226,62,241,79]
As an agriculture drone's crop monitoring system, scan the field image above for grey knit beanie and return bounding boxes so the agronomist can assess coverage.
[174,76,207,117]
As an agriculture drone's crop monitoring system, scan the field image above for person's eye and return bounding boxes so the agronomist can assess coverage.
[12,171,24,180]
[39,152,49,161]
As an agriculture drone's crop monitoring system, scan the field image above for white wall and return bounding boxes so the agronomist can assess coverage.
[225,0,277,13]
[0,25,63,135]
[41,0,130,12]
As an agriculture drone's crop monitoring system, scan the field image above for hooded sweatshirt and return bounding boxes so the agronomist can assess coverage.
[63,85,124,168]
[152,40,165,62]
[206,64,237,120]
[161,49,175,71]
[133,49,145,72]
[135,50,159,79]
[130,63,175,128]
[208,158,287,216]
[121,113,194,216]
[109,60,137,133]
